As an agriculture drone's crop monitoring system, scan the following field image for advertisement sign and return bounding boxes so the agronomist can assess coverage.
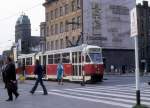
[130,7,138,37]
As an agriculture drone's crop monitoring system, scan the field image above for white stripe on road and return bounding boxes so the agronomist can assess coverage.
[37,90,132,108]
[64,89,150,101]
[51,89,150,106]
[74,87,150,98]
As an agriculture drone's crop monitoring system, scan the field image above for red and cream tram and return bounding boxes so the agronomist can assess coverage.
[17,44,104,82]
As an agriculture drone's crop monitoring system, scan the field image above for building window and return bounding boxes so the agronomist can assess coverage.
[65,20,69,32]
[46,26,49,37]
[64,4,69,15]
[77,16,81,28]
[60,6,63,16]
[51,25,54,35]
[77,0,81,9]
[60,22,64,33]
[55,40,59,49]
[51,41,54,50]
[51,10,54,20]
[72,0,76,12]
[60,39,63,49]
[47,42,50,50]
[55,24,58,34]
[46,12,49,21]
[55,8,58,18]
[72,36,75,45]
[72,18,76,30]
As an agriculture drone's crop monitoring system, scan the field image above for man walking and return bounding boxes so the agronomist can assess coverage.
[30,59,48,95]
[5,57,19,101]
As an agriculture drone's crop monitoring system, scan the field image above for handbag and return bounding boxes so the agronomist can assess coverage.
[7,81,17,91]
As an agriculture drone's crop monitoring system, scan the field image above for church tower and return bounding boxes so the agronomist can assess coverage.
[15,14,31,54]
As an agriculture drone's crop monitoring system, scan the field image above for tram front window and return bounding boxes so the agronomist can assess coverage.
[89,53,102,63]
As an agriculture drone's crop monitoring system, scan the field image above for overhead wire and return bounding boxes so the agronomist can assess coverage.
[0,2,43,54]
[0,2,43,22]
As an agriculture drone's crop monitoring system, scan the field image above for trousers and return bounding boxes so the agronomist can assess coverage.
[31,77,47,94]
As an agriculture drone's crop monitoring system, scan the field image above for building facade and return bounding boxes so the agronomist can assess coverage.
[137,1,150,72]
[40,22,46,52]
[43,0,135,72]
[43,0,82,51]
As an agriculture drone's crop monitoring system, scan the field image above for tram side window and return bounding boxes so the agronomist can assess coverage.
[86,55,91,63]
[79,52,81,63]
[48,55,53,64]
[26,57,32,65]
[62,53,70,63]
[18,59,22,67]
[39,56,41,64]
[72,52,77,63]
[54,54,60,64]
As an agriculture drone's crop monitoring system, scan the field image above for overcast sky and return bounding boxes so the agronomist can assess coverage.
[0,0,148,54]
[0,0,44,54]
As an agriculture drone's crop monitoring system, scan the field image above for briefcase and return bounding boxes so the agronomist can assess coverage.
[7,81,17,91]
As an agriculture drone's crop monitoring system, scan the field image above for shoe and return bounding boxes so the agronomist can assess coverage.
[6,99,13,101]
[15,93,19,99]
[30,91,34,95]
[43,92,48,95]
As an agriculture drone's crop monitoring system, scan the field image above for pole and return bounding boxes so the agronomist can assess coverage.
[81,0,85,86]
[135,36,140,105]
[81,0,84,44]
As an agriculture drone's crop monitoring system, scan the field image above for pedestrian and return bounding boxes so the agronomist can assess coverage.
[5,56,19,101]
[122,65,126,74]
[1,61,7,88]
[110,65,114,73]
[22,63,26,76]
[30,59,48,95]
[57,59,64,85]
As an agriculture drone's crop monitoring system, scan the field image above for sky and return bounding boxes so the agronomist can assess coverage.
[0,0,148,54]
[0,0,44,54]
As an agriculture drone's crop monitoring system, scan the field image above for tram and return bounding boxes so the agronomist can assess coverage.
[17,44,104,82]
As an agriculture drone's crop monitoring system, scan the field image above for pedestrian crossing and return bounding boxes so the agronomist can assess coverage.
[44,83,150,108]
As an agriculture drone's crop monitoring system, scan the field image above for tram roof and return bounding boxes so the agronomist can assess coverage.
[17,45,101,58]
[44,44,101,55]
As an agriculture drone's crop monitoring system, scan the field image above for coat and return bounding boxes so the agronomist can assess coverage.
[57,64,64,80]
[34,64,43,78]
[5,62,16,82]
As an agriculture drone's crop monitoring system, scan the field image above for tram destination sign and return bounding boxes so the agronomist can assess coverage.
[88,48,101,53]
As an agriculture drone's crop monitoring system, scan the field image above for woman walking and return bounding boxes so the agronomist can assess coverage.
[57,60,64,85]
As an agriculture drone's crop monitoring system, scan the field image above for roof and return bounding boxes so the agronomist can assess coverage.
[16,15,30,25]
[43,0,58,6]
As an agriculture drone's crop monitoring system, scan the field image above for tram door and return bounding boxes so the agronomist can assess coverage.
[72,52,82,79]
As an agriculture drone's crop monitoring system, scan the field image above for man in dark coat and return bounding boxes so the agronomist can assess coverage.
[5,57,19,101]
[30,59,48,95]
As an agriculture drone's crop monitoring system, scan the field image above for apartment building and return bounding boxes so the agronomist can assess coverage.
[43,0,82,50]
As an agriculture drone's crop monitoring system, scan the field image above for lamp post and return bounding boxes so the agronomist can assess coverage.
[80,0,86,86]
